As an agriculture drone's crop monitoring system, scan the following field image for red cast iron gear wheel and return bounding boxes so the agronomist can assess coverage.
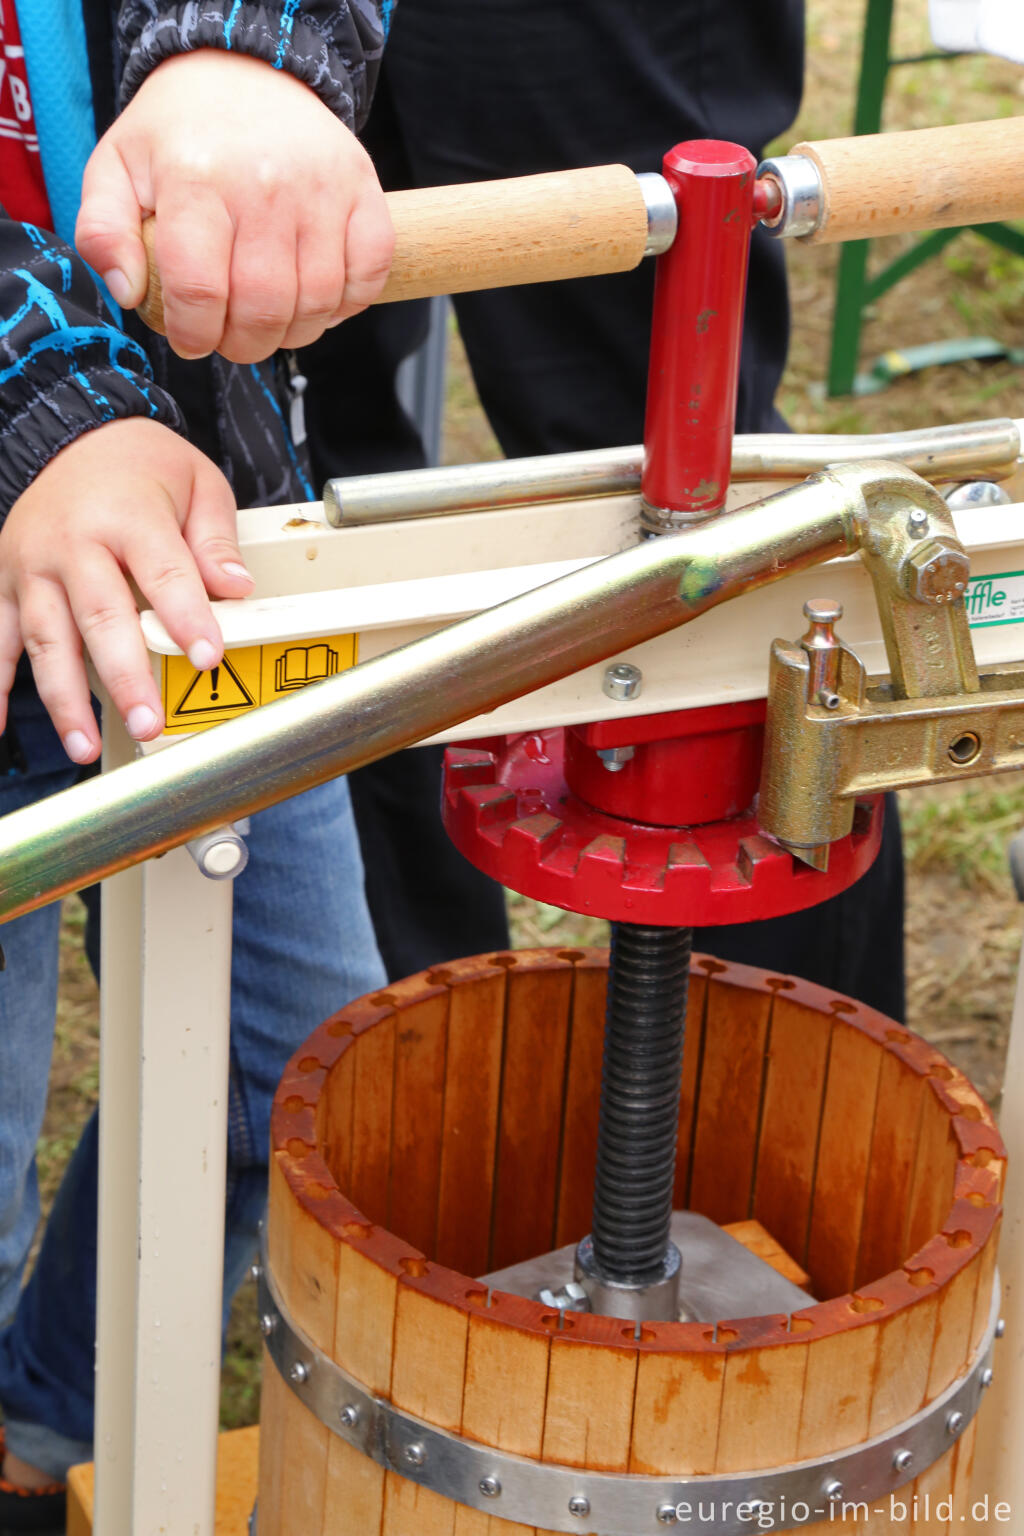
[443,729,884,927]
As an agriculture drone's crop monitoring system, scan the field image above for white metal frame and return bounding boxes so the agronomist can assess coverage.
[87,486,1024,1534]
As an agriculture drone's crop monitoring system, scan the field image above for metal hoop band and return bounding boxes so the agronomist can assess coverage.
[258,1253,999,1535]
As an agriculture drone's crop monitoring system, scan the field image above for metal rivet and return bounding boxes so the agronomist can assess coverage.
[259,1313,276,1338]
[981,1367,994,1389]
[339,1404,360,1429]
[404,1443,426,1468]
[893,1449,913,1474]
[997,1317,1006,1339]
[249,1262,262,1284]
[824,1479,844,1502]
[568,1495,591,1518]
[656,1503,679,1525]
[603,662,643,701]
[479,1476,502,1499]
[947,1410,964,1436]
[288,1361,309,1385]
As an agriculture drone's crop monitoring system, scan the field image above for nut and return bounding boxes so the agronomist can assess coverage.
[537,1281,591,1313]
[903,538,971,606]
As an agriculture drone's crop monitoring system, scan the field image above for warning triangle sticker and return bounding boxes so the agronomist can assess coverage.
[172,657,256,718]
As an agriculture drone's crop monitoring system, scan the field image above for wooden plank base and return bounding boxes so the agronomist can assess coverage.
[67,1425,259,1536]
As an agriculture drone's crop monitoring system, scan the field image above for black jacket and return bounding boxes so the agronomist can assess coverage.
[0,0,392,519]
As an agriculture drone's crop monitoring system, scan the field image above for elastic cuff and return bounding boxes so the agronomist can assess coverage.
[3,1417,90,1484]
[0,369,183,525]
[119,5,376,127]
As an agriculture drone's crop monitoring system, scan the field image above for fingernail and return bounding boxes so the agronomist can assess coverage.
[126,704,159,739]
[221,561,253,583]
[188,638,219,670]
[102,267,134,307]
[63,730,95,764]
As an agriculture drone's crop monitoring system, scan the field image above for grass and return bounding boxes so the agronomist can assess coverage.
[35,0,1024,1434]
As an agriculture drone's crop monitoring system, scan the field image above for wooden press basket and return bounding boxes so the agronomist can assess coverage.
[259,949,1003,1535]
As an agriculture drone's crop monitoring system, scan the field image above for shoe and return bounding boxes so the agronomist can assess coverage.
[0,1430,65,1536]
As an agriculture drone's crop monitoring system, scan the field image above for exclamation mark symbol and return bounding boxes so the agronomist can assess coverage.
[210,665,220,701]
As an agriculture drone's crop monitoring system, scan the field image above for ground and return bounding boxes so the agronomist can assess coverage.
[36,0,1024,1430]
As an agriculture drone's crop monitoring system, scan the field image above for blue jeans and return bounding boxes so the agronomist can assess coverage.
[0,664,385,1477]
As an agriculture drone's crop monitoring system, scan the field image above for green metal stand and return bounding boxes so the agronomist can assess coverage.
[827,0,1024,396]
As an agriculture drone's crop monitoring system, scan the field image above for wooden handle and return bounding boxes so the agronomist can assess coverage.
[793,116,1024,245]
[136,163,649,334]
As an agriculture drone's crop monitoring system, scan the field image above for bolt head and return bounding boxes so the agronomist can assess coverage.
[404,1442,426,1467]
[803,597,843,625]
[904,538,971,606]
[479,1476,502,1499]
[288,1361,309,1385]
[603,662,643,701]
[259,1313,276,1338]
[339,1404,360,1429]
[981,1367,994,1389]
[996,1317,1006,1339]
[249,1262,262,1285]
[893,1449,914,1475]
[656,1502,679,1525]
[568,1495,591,1518]
[824,1479,844,1502]
[946,1410,965,1436]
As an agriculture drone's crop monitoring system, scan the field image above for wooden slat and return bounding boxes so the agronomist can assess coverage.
[349,1008,397,1228]
[435,963,508,1274]
[390,989,451,1254]
[905,1085,961,1261]
[857,1052,927,1287]
[542,1313,638,1472]
[910,1443,956,1533]
[384,1266,481,1536]
[673,962,710,1208]
[722,1220,811,1288]
[490,955,574,1270]
[805,1020,883,1298]
[460,1292,555,1536]
[554,954,606,1247]
[715,1315,808,1473]
[320,1036,356,1194]
[796,1303,878,1457]
[689,970,772,1224]
[630,1323,725,1475]
[752,993,832,1269]
[865,1274,940,1437]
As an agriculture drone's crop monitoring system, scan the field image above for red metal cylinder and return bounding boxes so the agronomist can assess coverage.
[641,140,757,523]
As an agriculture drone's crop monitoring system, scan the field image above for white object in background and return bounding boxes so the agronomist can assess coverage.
[930,0,1024,63]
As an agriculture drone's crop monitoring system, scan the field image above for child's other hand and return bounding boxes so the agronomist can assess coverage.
[0,419,254,763]
[75,51,395,364]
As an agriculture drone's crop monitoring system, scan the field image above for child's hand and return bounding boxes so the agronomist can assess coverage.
[0,418,254,763]
[75,50,395,365]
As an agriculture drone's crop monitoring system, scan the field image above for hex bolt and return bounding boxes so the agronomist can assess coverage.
[997,1317,1007,1339]
[603,662,643,701]
[946,1410,964,1436]
[339,1404,360,1429]
[903,538,972,606]
[597,744,636,773]
[824,1479,844,1502]
[981,1367,994,1389]
[259,1313,276,1338]
[404,1443,426,1468]
[893,1449,914,1475]
[656,1502,679,1525]
[568,1495,591,1518]
[288,1361,309,1386]
[479,1476,502,1499]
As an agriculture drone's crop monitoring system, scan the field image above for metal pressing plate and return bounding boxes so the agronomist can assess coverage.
[481,1210,812,1322]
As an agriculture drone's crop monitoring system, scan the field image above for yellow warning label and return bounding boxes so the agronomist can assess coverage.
[162,633,357,733]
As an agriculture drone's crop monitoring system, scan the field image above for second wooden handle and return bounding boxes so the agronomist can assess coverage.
[137,163,649,335]
[793,116,1024,244]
